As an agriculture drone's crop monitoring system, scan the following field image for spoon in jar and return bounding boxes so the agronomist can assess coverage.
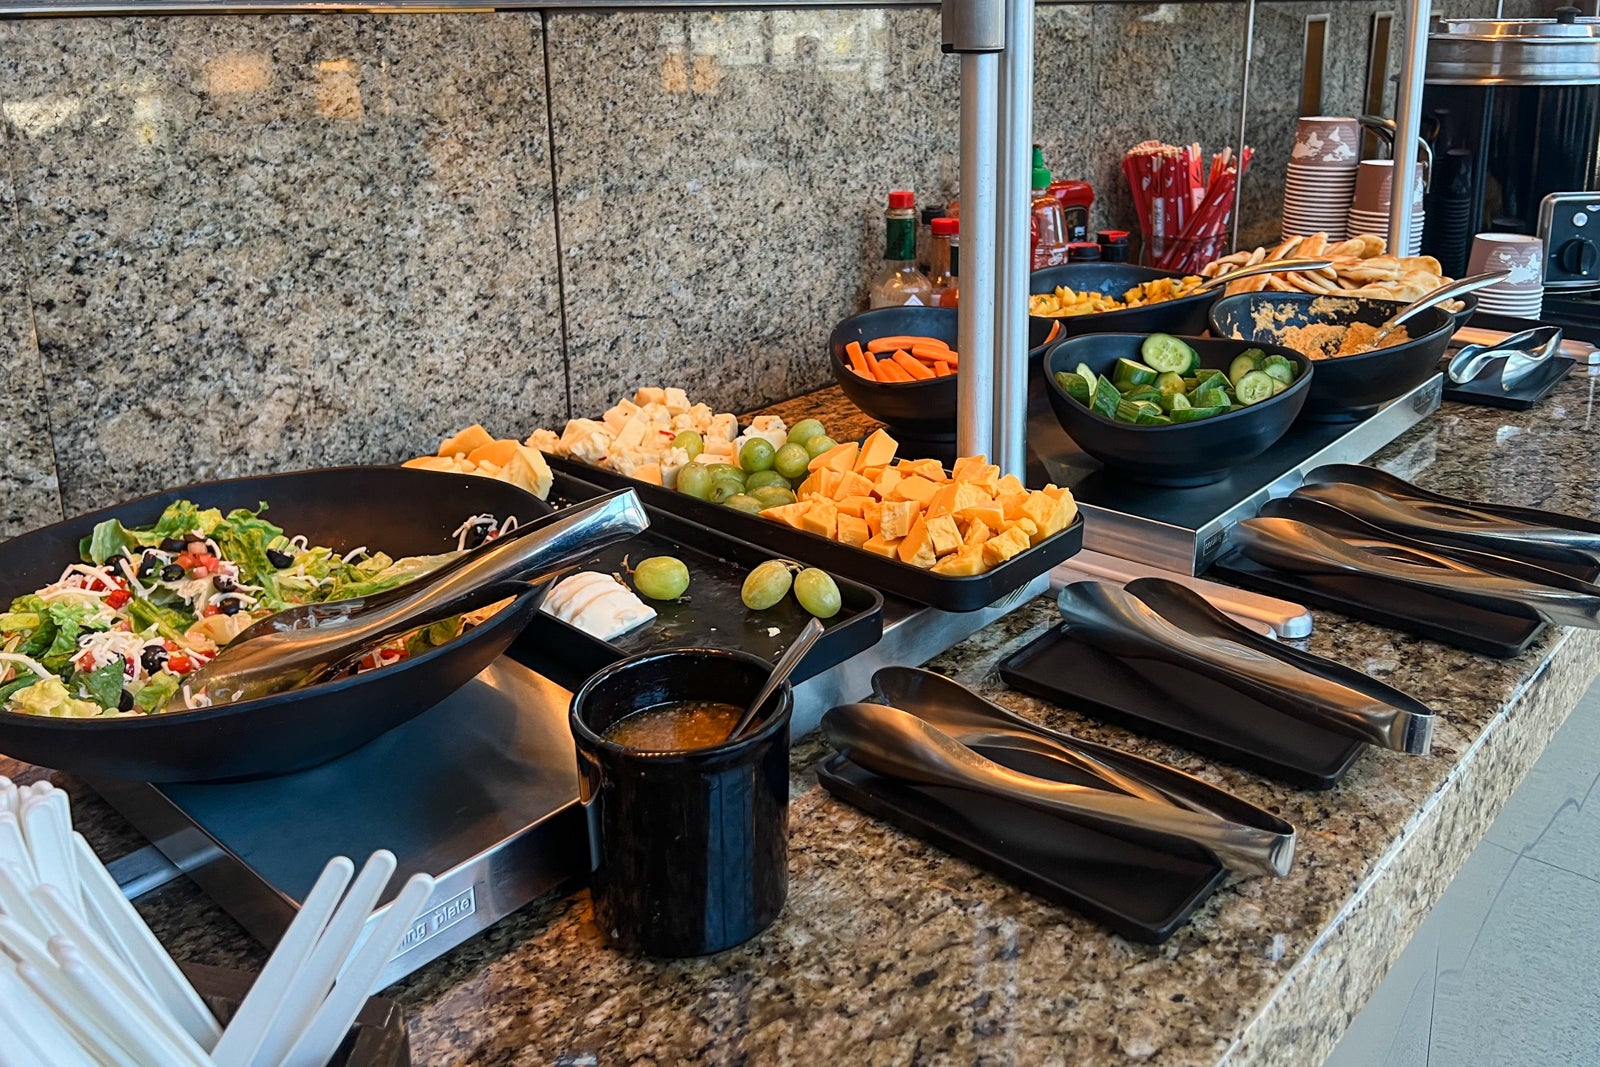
[727,618,825,741]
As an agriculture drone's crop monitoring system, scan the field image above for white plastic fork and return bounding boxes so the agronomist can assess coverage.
[0,775,17,816]
[243,850,398,1067]
[20,790,81,918]
[0,860,52,940]
[0,810,37,885]
[281,872,437,1067]
[208,854,356,1067]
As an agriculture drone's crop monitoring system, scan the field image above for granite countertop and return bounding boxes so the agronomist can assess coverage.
[5,372,1600,1066]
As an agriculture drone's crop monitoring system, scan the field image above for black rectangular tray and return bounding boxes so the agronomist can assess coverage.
[1209,549,1546,659]
[997,624,1364,789]
[516,472,884,687]
[1441,356,1575,411]
[546,455,1082,612]
[816,750,1226,944]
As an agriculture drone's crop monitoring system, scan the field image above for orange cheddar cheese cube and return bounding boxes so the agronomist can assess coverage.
[466,438,520,468]
[795,470,823,498]
[862,500,884,537]
[439,424,495,458]
[897,516,938,568]
[879,499,919,541]
[816,469,846,499]
[862,534,902,559]
[925,514,963,557]
[890,475,941,506]
[951,457,1000,491]
[1005,518,1039,541]
[837,514,871,549]
[833,471,876,501]
[874,467,904,498]
[836,495,873,518]
[982,525,1031,566]
[995,473,1027,497]
[807,441,859,473]
[962,518,992,548]
[801,500,839,539]
[932,546,987,576]
[1000,492,1030,521]
[855,428,899,471]
[957,503,1006,531]
[897,458,947,482]
[763,501,813,529]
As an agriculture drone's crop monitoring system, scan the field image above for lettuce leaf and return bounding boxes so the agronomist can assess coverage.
[6,677,106,718]
[126,598,190,642]
[150,501,225,541]
[132,672,180,714]
[211,505,284,590]
[80,518,146,566]
[76,659,126,710]
[403,616,463,657]
[0,611,41,633]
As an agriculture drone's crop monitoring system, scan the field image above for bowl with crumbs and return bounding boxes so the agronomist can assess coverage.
[1029,263,1219,342]
[1209,292,1454,421]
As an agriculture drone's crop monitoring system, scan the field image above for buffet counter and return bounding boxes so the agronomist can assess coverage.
[3,371,1598,1066]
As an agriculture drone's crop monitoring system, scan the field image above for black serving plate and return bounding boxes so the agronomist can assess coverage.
[997,625,1364,789]
[816,749,1226,943]
[546,456,1083,612]
[1209,549,1546,659]
[519,473,883,688]
[1441,355,1576,411]
[0,467,556,783]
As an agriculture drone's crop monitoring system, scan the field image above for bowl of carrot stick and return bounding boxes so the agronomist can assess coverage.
[829,306,961,435]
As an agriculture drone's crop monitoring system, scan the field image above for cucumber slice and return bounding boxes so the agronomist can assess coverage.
[1228,352,1263,387]
[1055,371,1092,404]
[1235,370,1277,405]
[1191,369,1228,392]
[1170,405,1230,423]
[1270,376,1289,395]
[1090,378,1122,420]
[1140,333,1196,374]
[1123,386,1163,404]
[1111,358,1159,389]
[1074,362,1098,395]
[1187,348,1203,374]
[1261,354,1296,384]
[1193,387,1231,410]
[1113,400,1145,423]
[1156,371,1187,396]
[1159,391,1193,412]
[1133,410,1173,426]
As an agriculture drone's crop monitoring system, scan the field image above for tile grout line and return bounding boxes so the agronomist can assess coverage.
[538,10,576,423]
[0,49,67,527]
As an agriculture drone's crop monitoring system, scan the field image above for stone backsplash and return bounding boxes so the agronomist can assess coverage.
[1,1,1484,534]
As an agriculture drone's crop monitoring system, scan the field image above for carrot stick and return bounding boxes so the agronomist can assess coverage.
[933,349,959,367]
[892,349,935,380]
[1045,322,1062,344]
[910,343,952,363]
[870,357,898,383]
[867,335,949,354]
[878,360,912,382]
[935,363,956,377]
[845,342,873,378]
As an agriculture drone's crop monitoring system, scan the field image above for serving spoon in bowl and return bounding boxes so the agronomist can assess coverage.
[1194,257,1335,294]
[1367,270,1510,346]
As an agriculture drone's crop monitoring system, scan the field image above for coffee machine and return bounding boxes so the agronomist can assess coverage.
[1421,8,1600,337]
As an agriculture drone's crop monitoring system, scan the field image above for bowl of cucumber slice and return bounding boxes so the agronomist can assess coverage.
[1043,332,1313,487]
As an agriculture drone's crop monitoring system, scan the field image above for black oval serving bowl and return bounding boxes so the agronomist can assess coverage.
[829,305,1056,441]
[1042,333,1314,487]
[1029,263,1217,342]
[1209,292,1454,422]
[0,466,553,782]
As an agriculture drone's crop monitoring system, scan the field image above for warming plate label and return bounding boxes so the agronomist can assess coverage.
[393,885,476,960]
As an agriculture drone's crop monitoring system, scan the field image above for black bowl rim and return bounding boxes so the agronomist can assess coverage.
[0,465,550,732]
[1206,291,1458,361]
[1028,263,1216,326]
[569,646,794,759]
[828,306,957,393]
[1041,333,1314,433]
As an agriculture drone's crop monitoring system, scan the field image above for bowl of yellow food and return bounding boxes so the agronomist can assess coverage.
[1209,292,1454,422]
[1028,264,1217,342]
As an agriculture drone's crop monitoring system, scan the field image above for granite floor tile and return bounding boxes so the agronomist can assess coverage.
[1484,681,1600,877]
[0,13,565,516]
[547,8,959,421]
[0,115,62,538]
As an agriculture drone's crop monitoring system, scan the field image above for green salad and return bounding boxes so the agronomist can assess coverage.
[0,500,478,719]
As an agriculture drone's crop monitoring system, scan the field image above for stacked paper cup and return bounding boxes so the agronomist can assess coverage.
[1346,160,1426,255]
[1282,117,1361,241]
[1469,234,1545,319]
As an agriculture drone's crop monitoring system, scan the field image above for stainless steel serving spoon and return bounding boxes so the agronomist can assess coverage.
[185,489,650,707]
[1368,270,1510,346]
[821,701,1295,877]
[727,617,825,741]
[1195,257,1336,294]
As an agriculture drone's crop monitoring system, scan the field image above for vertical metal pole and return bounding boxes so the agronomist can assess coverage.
[1391,0,1431,254]
[1230,0,1257,254]
[993,0,1034,478]
[958,53,999,461]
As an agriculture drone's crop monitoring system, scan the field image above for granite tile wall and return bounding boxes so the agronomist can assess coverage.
[0,1,1445,538]
[0,12,565,531]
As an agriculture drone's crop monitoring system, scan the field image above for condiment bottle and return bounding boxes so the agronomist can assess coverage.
[1066,242,1101,262]
[1049,176,1095,243]
[1098,229,1132,263]
[919,205,946,274]
[1030,148,1068,271]
[930,217,959,308]
[870,190,935,309]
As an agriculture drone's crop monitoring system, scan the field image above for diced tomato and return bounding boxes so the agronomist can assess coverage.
[175,552,197,569]
[201,556,222,573]
[166,654,193,674]
[163,639,180,651]
[106,589,131,609]
[201,605,221,617]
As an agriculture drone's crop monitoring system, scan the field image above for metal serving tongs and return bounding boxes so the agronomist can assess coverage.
[185,489,650,706]
[1232,517,1600,629]
[1056,579,1436,753]
[1447,326,1564,391]
[822,695,1295,877]
[1298,464,1600,565]
[1195,257,1335,294]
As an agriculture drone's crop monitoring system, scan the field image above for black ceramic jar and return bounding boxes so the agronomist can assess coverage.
[569,647,792,957]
